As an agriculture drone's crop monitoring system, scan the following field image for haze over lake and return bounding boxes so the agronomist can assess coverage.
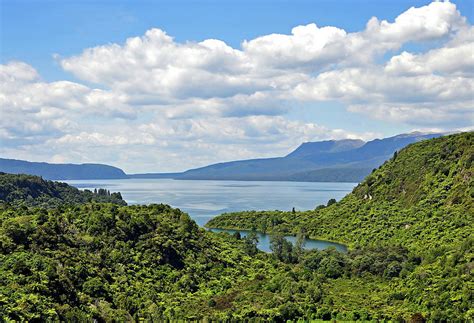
[66,178,356,227]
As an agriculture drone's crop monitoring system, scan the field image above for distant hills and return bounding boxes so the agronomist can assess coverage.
[1,132,444,182]
[0,158,127,180]
[135,132,443,182]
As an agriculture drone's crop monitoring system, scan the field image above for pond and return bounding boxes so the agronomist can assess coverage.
[209,228,347,253]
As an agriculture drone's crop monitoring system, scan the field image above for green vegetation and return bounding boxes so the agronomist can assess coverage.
[0,203,273,320]
[4,202,471,321]
[207,132,474,319]
[1,132,473,321]
[0,173,126,207]
[207,132,473,250]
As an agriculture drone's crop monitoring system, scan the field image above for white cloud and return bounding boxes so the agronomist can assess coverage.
[0,62,137,147]
[60,28,258,100]
[243,23,348,70]
[385,26,474,76]
[34,116,377,172]
[366,0,464,42]
[1,1,472,171]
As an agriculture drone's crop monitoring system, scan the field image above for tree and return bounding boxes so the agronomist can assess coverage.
[259,221,268,234]
[294,230,306,261]
[326,198,337,207]
[270,232,294,263]
[270,232,285,260]
[243,231,259,255]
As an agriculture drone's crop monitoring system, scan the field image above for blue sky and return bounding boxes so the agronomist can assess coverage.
[2,0,472,80]
[1,0,473,172]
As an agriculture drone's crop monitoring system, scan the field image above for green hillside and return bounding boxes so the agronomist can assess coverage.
[1,133,473,321]
[205,132,474,320]
[0,203,275,320]
[207,132,473,251]
[0,173,126,207]
[5,203,472,321]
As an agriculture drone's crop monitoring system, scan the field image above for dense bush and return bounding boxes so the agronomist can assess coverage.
[0,172,126,207]
[1,132,472,320]
[206,132,474,319]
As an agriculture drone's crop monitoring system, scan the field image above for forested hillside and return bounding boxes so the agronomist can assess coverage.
[1,133,473,321]
[0,173,126,207]
[0,203,274,320]
[3,203,472,321]
[206,132,474,319]
[207,132,473,251]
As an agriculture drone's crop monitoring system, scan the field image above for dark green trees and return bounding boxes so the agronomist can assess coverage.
[243,231,259,255]
[0,173,126,207]
[270,232,295,263]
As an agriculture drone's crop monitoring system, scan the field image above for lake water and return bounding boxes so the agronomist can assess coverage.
[66,178,356,251]
[209,228,347,253]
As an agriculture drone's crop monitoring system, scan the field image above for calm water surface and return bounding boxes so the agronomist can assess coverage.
[66,178,355,251]
[210,228,347,253]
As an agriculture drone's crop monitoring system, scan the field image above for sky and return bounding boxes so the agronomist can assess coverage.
[1,0,473,173]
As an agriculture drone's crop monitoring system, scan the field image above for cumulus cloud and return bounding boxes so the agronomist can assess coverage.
[385,26,474,76]
[34,116,377,172]
[366,0,464,42]
[1,1,473,171]
[0,62,136,147]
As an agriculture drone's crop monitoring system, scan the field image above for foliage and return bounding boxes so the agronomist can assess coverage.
[206,132,474,319]
[1,133,472,320]
[208,132,473,249]
[2,202,436,321]
[0,203,268,320]
[0,173,126,207]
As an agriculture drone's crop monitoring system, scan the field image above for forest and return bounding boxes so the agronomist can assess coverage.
[0,173,126,207]
[0,132,473,321]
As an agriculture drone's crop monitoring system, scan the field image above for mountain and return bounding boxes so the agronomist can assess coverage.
[0,172,126,207]
[171,132,443,182]
[4,132,443,182]
[0,158,128,180]
[285,139,365,158]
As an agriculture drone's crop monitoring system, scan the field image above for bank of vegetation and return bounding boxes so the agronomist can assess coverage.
[1,132,472,321]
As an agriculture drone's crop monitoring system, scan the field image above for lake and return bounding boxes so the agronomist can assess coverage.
[209,228,347,253]
[66,178,356,251]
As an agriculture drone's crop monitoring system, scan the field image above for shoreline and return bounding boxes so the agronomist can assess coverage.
[206,225,350,251]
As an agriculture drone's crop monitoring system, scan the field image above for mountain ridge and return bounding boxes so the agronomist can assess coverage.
[164,132,444,182]
[2,132,445,182]
[0,158,128,180]
[286,139,366,158]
